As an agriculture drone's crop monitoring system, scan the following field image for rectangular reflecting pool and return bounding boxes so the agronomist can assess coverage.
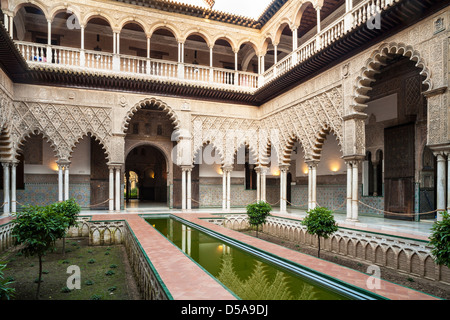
[145,215,384,300]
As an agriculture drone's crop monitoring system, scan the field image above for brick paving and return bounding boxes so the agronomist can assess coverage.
[89,212,439,300]
[0,211,439,300]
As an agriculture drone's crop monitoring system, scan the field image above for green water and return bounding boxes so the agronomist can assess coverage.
[147,217,354,300]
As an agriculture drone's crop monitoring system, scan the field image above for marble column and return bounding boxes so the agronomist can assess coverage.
[351,160,360,221]
[222,166,227,210]
[226,168,231,211]
[222,166,233,211]
[255,166,261,202]
[58,164,64,202]
[187,168,192,211]
[279,165,289,212]
[436,152,446,221]
[307,161,318,210]
[109,166,114,212]
[2,163,10,215]
[115,166,121,212]
[181,167,187,211]
[346,161,353,220]
[64,164,70,201]
[11,162,17,214]
[261,166,267,202]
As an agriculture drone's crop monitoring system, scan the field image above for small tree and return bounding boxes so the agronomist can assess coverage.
[246,201,272,238]
[51,199,81,256]
[301,207,338,258]
[11,205,68,299]
[429,211,450,268]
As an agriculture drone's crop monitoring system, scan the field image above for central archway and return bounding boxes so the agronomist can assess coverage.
[125,144,167,204]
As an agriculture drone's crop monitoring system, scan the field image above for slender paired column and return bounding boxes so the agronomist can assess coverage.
[2,163,10,215]
[346,161,353,220]
[222,166,233,211]
[180,165,193,211]
[107,164,123,212]
[109,166,114,212]
[279,165,289,212]
[181,168,186,210]
[435,152,446,221]
[226,168,231,210]
[344,158,362,222]
[351,160,359,221]
[115,166,121,212]
[307,161,318,210]
[187,167,192,211]
[58,164,64,202]
[222,167,227,210]
[64,164,70,201]
[255,166,261,202]
[11,162,17,214]
[57,162,70,202]
[261,166,267,202]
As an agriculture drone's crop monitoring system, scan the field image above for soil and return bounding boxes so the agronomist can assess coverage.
[242,230,450,300]
[1,237,141,300]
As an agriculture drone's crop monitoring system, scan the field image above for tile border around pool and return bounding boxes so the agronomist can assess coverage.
[173,212,441,300]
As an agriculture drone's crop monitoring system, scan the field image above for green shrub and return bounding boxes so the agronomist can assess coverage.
[246,201,272,238]
[429,211,450,268]
[301,207,338,258]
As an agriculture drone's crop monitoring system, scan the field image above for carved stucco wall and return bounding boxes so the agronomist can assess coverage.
[1,6,448,169]
[10,101,112,162]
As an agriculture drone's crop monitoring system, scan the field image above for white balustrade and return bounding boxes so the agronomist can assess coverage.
[85,50,113,71]
[276,54,292,78]
[212,68,236,86]
[237,72,258,89]
[120,55,147,74]
[14,0,394,91]
[148,59,178,78]
[16,41,47,63]
[320,19,345,48]
[185,63,210,82]
[352,0,393,28]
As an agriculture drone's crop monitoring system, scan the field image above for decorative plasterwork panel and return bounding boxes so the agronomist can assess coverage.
[191,115,260,166]
[191,86,343,166]
[10,101,112,162]
[0,88,13,132]
[261,86,344,163]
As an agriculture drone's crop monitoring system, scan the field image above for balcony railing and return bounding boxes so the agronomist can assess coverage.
[14,0,395,92]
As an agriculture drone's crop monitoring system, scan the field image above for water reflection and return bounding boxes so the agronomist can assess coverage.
[148,217,348,300]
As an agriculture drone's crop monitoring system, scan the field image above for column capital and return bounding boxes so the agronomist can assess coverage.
[1,162,11,168]
[342,155,365,163]
[305,160,319,167]
[181,165,194,172]
[108,163,124,170]
[279,164,290,172]
[222,165,233,172]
